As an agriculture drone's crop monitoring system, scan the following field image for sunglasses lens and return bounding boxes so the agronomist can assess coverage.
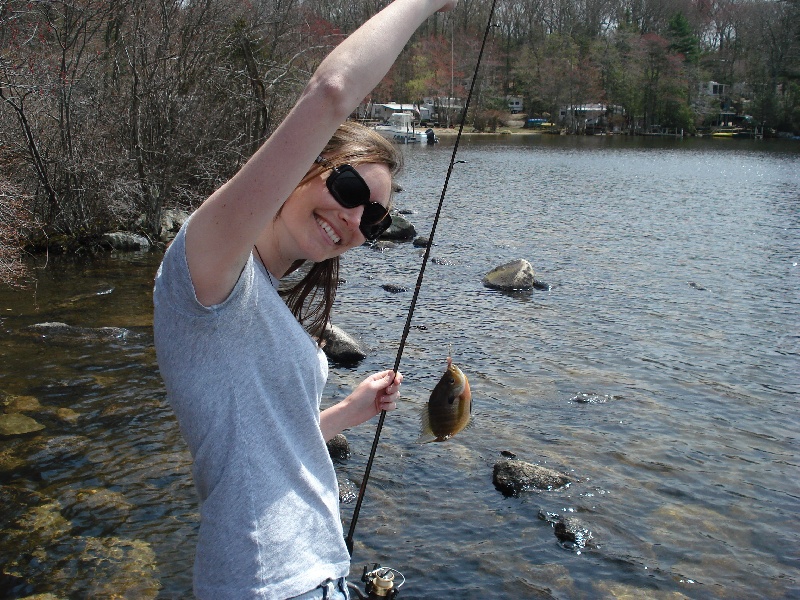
[360,212,392,241]
[330,168,371,208]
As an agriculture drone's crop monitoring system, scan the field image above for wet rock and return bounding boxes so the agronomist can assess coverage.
[98,398,162,425]
[23,322,130,342]
[379,212,416,241]
[483,259,537,291]
[100,231,150,251]
[337,475,358,504]
[431,256,456,266]
[493,460,572,496]
[2,500,72,566]
[60,488,133,536]
[23,434,91,467]
[413,236,430,248]
[53,287,115,309]
[0,449,25,473]
[532,279,551,291]
[320,324,367,365]
[0,413,45,437]
[50,536,161,598]
[54,407,80,424]
[538,510,594,551]
[0,485,47,529]
[381,283,409,293]
[327,434,351,461]
[371,240,397,251]
[2,394,42,413]
[554,517,593,550]
[571,392,622,404]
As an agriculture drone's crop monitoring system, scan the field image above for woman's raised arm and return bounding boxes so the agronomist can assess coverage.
[185,0,457,306]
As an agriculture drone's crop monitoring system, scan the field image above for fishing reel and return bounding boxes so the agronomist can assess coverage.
[350,564,404,599]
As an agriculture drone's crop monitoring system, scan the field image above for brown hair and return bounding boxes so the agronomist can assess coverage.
[281,121,401,338]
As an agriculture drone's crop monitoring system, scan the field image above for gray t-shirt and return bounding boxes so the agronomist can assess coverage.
[153,219,349,599]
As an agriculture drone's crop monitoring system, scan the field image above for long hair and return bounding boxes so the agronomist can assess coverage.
[281,122,401,338]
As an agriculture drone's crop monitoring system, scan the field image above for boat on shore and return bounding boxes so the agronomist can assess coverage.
[374,112,425,144]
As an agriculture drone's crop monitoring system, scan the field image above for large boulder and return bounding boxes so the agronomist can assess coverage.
[320,324,367,365]
[379,212,416,241]
[482,259,536,291]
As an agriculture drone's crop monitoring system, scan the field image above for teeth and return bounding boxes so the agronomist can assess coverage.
[315,216,341,244]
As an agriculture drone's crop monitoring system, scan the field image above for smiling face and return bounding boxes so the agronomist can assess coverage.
[271,161,393,270]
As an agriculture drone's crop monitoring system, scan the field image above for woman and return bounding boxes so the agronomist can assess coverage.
[153,0,457,598]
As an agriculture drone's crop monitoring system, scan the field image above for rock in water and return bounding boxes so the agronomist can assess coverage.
[482,259,536,290]
[493,460,572,496]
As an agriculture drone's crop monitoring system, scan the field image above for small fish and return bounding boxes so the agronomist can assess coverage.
[418,356,472,443]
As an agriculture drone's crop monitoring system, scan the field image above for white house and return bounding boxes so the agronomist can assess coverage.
[699,81,728,97]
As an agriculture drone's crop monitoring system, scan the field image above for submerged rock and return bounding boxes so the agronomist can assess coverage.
[0,413,45,437]
[371,240,397,251]
[23,322,130,342]
[320,324,367,365]
[483,259,536,290]
[413,236,430,248]
[571,392,622,404]
[381,283,409,293]
[3,394,42,413]
[51,536,161,598]
[337,476,358,504]
[538,510,594,551]
[493,460,572,496]
[60,487,133,536]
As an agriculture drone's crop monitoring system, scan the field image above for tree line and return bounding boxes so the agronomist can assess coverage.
[1,0,798,286]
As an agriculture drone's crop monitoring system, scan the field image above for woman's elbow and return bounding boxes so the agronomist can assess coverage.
[302,73,356,121]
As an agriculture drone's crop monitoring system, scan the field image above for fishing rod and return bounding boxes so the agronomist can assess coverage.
[345,0,499,559]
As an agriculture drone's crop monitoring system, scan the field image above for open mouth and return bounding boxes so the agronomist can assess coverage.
[315,216,341,245]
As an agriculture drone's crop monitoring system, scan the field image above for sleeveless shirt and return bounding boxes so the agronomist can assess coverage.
[153,219,350,599]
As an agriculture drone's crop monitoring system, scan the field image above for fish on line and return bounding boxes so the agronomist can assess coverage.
[418,356,472,443]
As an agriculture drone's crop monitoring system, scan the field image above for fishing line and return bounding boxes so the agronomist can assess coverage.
[346,0,499,556]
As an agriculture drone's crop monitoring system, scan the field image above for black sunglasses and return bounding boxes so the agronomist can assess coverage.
[315,156,392,241]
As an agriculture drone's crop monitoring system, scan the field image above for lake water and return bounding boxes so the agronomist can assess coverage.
[1,134,798,599]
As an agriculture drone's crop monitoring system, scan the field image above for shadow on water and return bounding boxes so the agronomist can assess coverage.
[1,136,799,598]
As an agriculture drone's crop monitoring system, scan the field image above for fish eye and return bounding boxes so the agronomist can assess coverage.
[449,377,455,384]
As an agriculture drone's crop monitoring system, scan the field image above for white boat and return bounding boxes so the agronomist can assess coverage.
[374,112,424,144]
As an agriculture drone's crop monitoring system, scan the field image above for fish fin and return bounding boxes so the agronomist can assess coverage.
[416,432,438,444]
[417,406,436,444]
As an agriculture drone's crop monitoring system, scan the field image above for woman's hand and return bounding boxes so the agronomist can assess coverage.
[320,370,404,442]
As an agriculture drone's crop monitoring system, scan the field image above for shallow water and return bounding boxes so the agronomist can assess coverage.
[1,135,798,599]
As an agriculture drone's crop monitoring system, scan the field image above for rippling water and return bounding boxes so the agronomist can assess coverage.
[1,135,798,599]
